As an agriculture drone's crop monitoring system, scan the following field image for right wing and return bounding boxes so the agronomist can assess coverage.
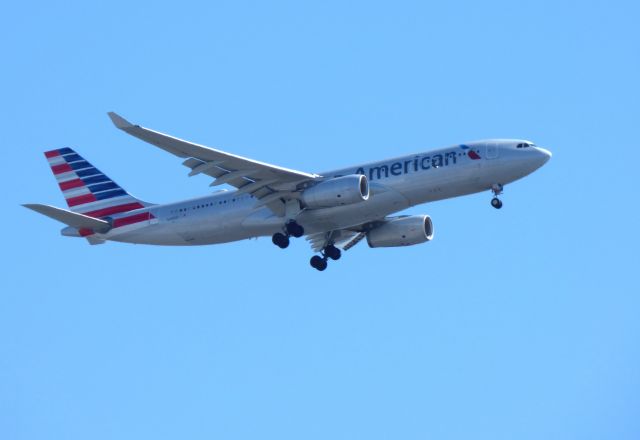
[108,112,320,212]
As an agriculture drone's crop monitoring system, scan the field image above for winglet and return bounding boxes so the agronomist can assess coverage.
[107,112,135,129]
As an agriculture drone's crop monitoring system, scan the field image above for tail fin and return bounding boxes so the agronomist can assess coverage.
[44,147,150,218]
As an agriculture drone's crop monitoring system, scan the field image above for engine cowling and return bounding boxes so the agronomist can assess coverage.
[366,215,434,248]
[301,174,369,209]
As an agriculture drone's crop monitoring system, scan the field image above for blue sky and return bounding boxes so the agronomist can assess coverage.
[1,1,639,439]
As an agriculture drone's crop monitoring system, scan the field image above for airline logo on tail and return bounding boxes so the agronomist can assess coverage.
[45,148,145,218]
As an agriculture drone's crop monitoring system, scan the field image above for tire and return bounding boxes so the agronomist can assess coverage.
[287,222,305,238]
[272,232,290,248]
[491,198,503,209]
[310,255,327,271]
[324,245,341,260]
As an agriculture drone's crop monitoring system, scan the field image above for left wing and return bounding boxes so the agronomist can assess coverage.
[108,112,320,208]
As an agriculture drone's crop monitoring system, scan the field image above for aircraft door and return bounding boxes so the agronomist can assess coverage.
[486,142,499,159]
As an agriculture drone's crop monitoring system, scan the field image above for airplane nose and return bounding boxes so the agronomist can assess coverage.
[536,147,552,165]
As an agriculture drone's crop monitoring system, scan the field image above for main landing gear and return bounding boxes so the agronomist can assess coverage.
[490,183,504,209]
[272,232,290,248]
[309,244,341,272]
[270,220,343,272]
[271,220,305,249]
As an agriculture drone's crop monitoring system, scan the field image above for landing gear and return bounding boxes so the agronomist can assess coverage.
[285,220,304,238]
[324,244,341,260]
[272,232,290,249]
[310,255,328,271]
[272,220,304,249]
[309,244,342,271]
[490,183,504,209]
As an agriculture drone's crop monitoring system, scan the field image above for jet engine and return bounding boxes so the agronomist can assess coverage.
[301,174,369,209]
[366,215,434,248]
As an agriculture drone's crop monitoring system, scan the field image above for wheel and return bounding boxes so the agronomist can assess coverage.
[491,197,503,209]
[324,244,341,260]
[272,232,290,248]
[286,221,305,238]
[310,255,328,271]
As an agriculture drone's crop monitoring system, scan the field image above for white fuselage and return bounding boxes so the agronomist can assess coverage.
[95,139,551,246]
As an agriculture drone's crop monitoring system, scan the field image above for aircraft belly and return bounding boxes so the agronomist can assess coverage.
[171,212,237,244]
[106,222,190,245]
[399,162,486,204]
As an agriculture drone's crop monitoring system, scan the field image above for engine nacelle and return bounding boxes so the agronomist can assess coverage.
[301,174,369,209]
[366,215,434,248]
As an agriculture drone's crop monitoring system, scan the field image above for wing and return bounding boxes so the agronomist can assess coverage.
[108,112,320,211]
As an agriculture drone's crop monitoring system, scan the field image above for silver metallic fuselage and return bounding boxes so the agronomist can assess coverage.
[98,139,551,246]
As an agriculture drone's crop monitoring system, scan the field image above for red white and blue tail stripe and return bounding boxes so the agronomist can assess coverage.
[44,147,148,218]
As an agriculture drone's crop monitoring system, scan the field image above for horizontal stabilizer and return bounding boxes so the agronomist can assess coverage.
[23,204,111,232]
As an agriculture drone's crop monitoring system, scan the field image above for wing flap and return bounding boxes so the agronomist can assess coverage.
[187,160,225,177]
[209,169,257,187]
[306,229,362,252]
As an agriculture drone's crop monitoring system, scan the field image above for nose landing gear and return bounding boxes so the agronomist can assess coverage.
[490,183,504,209]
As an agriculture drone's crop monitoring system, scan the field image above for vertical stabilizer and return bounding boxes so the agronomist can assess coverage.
[44,148,151,218]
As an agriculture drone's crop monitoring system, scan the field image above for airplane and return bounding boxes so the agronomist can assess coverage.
[24,113,552,271]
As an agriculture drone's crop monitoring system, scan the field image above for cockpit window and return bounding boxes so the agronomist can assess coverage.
[516,143,534,149]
